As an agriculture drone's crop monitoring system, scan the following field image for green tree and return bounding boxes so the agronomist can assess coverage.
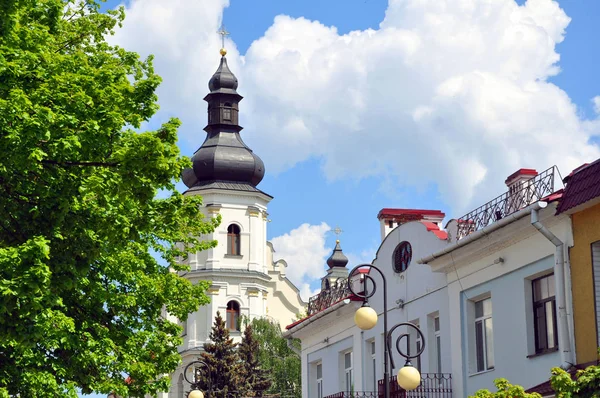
[198,311,241,398]
[0,0,218,396]
[238,324,272,397]
[248,317,302,398]
[471,352,600,398]
[469,379,542,398]
[551,362,600,397]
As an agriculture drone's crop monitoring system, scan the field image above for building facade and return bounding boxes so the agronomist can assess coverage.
[286,210,453,398]
[555,160,600,365]
[162,51,306,398]
[420,167,574,397]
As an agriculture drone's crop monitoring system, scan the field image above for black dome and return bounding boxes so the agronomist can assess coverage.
[208,56,238,93]
[182,55,265,190]
[327,240,349,268]
[183,132,265,187]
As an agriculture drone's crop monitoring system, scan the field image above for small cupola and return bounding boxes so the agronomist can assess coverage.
[321,240,350,290]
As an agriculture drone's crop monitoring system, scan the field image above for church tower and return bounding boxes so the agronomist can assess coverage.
[166,43,306,398]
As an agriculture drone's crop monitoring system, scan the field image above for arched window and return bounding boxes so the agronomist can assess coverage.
[227,224,241,255]
[223,102,232,121]
[226,301,240,331]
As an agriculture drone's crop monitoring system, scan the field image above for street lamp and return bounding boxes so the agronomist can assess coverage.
[347,264,426,398]
[183,360,211,398]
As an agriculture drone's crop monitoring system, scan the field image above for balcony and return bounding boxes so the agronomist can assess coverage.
[324,373,452,398]
[307,277,351,316]
[456,166,558,240]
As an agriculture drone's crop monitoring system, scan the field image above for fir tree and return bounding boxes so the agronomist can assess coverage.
[198,311,240,398]
[239,324,272,397]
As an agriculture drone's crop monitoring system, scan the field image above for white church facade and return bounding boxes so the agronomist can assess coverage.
[160,50,306,397]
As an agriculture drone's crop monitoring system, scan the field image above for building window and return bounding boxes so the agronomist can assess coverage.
[392,241,412,273]
[316,363,323,398]
[388,220,394,228]
[370,341,376,392]
[227,224,241,255]
[434,316,442,373]
[475,297,494,372]
[223,102,232,121]
[533,274,557,353]
[226,301,240,331]
[344,351,353,392]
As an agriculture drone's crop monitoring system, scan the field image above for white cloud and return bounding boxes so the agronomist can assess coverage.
[593,96,600,115]
[270,222,331,294]
[111,0,600,215]
[298,283,321,302]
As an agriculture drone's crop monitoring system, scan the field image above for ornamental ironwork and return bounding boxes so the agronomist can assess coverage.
[456,166,558,240]
[307,278,351,316]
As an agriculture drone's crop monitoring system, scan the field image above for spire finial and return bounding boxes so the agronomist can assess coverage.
[333,226,343,243]
[218,24,230,56]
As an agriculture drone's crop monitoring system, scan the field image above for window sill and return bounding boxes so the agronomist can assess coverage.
[527,347,558,359]
[468,368,495,377]
[229,330,241,336]
[224,254,243,259]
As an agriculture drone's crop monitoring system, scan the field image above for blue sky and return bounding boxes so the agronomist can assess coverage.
[84,0,599,393]
[104,0,600,292]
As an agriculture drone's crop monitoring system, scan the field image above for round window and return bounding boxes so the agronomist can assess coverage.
[393,241,412,273]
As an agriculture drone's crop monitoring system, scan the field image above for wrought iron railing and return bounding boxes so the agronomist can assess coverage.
[324,392,379,398]
[456,166,558,240]
[324,373,452,398]
[378,373,453,398]
[307,277,351,316]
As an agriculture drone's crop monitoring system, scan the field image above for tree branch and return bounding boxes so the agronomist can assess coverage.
[42,160,119,167]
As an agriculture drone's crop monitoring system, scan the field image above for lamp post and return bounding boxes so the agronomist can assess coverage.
[347,264,425,398]
[183,360,211,398]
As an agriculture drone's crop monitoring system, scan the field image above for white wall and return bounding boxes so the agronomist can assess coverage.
[165,187,306,396]
[290,220,452,398]
[436,206,573,397]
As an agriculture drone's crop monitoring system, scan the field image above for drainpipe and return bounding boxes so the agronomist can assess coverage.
[531,209,573,369]
[563,245,576,362]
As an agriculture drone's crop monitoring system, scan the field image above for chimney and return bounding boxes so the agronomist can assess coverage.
[505,168,538,214]
[377,208,445,241]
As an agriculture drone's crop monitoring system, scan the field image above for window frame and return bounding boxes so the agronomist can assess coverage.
[370,341,376,392]
[344,351,353,392]
[474,297,494,373]
[223,102,232,121]
[226,224,241,256]
[316,362,323,398]
[532,274,558,354]
[434,316,442,373]
[226,300,240,331]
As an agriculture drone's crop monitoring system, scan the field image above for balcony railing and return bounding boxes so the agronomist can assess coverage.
[324,392,378,398]
[456,166,558,240]
[378,373,453,398]
[323,374,452,398]
[307,277,351,316]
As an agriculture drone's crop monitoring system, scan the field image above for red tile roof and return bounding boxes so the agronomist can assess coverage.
[556,158,600,214]
[420,221,448,240]
[377,208,445,220]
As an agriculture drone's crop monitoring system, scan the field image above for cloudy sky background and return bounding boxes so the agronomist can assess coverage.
[102,0,600,302]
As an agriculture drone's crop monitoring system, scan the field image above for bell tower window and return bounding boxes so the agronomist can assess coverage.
[223,102,232,121]
[227,224,241,255]
[226,301,240,331]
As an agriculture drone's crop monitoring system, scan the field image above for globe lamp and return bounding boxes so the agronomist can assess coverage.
[354,303,377,330]
[397,363,421,391]
[188,390,204,398]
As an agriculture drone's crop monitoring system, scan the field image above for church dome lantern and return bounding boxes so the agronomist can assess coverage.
[182,46,265,190]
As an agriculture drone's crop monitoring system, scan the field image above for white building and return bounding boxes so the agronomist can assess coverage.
[419,167,572,397]
[162,51,306,397]
[285,209,453,398]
